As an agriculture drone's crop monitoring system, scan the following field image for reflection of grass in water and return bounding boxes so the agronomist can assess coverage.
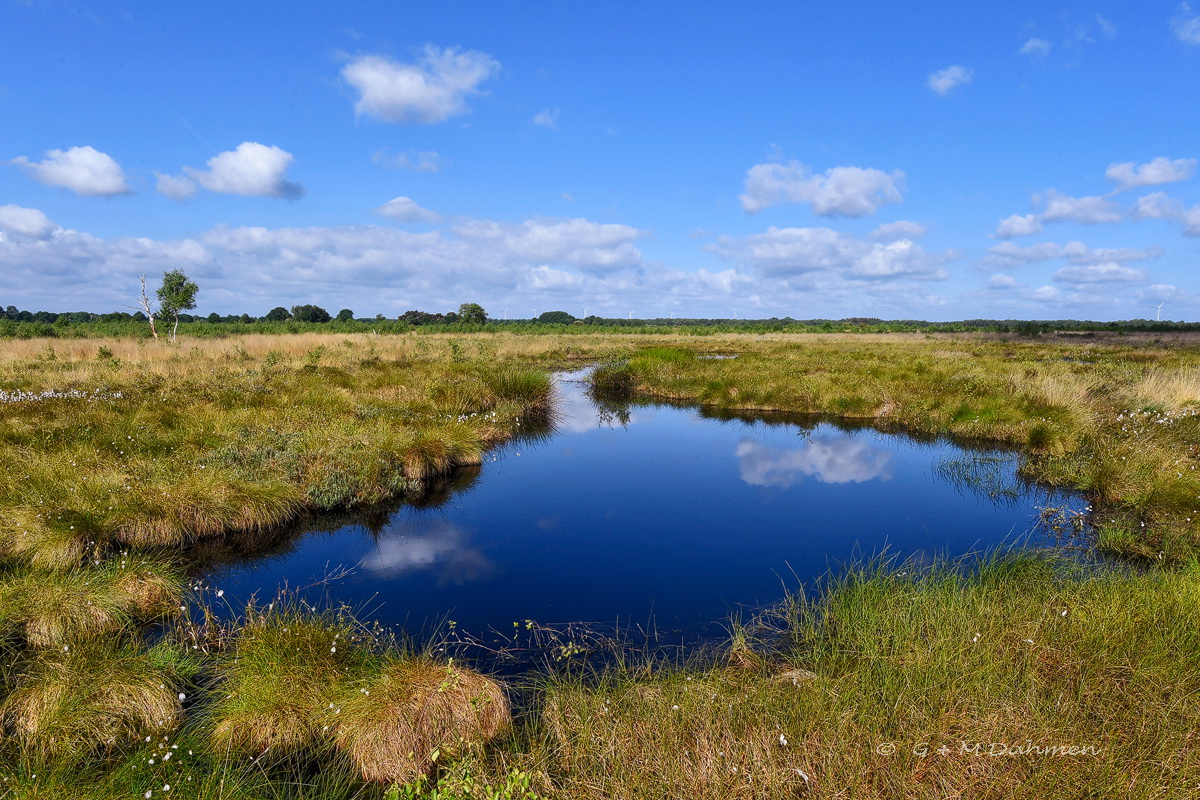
[933,453,1026,506]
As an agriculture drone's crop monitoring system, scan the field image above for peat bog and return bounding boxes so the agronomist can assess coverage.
[1,331,1198,799]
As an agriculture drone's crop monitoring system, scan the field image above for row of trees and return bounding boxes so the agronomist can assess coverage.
[3,271,1193,335]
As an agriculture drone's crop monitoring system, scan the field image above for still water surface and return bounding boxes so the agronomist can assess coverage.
[206,373,1086,639]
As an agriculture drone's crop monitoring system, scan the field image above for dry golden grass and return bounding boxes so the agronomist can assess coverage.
[334,661,510,784]
[1131,367,1200,410]
[0,560,181,648]
[542,670,814,800]
[0,640,182,758]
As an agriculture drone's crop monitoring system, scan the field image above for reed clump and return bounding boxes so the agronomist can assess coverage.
[208,604,510,786]
[208,610,372,758]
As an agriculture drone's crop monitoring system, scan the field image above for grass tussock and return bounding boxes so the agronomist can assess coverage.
[0,639,183,760]
[207,606,511,787]
[208,610,371,758]
[114,472,306,547]
[334,660,510,784]
[0,557,181,647]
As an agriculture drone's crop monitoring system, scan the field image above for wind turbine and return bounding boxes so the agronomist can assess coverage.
[1153,303,1164,321]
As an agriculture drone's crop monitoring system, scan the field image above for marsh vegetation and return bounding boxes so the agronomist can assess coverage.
[0,330,1197,798]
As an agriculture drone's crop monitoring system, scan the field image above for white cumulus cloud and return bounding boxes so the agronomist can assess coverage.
[0,205,58,239]
[373,196,442,224]
[1130,191,1200,235]
[1172,3,1200,44]
[533,108,559,129]
[342,46,500,124]
[454,217,645,274]
[1185,206,1200,235]
[1106,157,1197,191]
[1053,263,1146,284]
[993,214,1043,239]
[1038,190,1121,224]
[154,172,198,201]
[980,240,1160,269]
[869,220,926,241]
[1133,191,1185,220]
[178,142,304,199]
[1019,38,1051,57]
[927,65,973,95]
[707,226,946,281]
[740,161,904,217]
[524,265,583,292]
[11,146,131,196]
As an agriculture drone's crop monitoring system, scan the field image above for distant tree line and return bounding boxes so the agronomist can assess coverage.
[1,300,1197,338]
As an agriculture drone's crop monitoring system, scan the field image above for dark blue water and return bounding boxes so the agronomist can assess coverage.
[204,373,1087,639]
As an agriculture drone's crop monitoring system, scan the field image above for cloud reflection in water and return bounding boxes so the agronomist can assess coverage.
[555,382,609,433]
[736,435,894,487]
[361,520,497,586]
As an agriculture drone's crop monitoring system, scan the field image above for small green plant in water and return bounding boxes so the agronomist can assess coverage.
[386,767,541,800]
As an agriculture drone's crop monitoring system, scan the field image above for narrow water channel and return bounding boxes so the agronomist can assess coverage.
[203,372,1089,640]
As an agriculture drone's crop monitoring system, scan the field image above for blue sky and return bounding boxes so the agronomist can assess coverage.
[2,1,1199,320]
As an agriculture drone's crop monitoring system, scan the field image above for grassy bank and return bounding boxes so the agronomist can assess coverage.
[1,331,1198,798]
[6,554,1196,799]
